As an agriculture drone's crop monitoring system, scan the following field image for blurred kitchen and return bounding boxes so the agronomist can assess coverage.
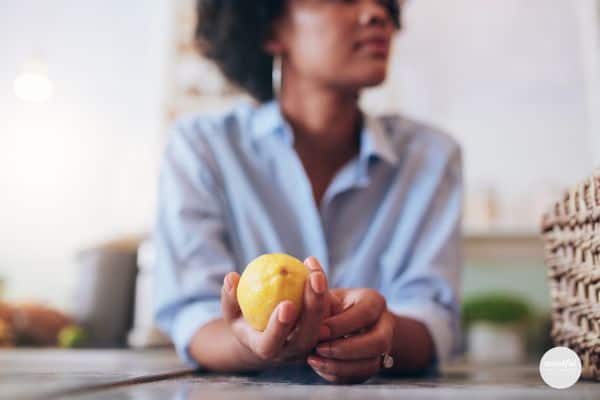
[1,0,599,366]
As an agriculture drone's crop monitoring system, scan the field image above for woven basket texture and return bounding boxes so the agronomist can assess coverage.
[541,169,600,380]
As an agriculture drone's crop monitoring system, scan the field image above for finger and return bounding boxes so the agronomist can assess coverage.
[305,256,324,273]
[329,292,344,316]
[311,369,340,384]
[319,292,344,339]
[221,272,241,322]
[307,355,380,382]
[236,300,298,361]
[283,257,328,354]
[318,324,331,341]
[322,289,385,340]
[316,313,393,360]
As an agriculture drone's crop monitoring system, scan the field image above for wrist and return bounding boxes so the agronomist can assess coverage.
[388,313,435,373]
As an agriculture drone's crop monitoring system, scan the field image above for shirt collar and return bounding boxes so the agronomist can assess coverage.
[250,100,293,144]
[250,99,399,166]
[359,115,399,166]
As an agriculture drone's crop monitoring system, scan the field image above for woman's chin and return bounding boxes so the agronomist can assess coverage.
[357,70,388,88]
[352,62,389,87]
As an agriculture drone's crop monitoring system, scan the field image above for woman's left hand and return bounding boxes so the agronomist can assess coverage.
[307,288,395,384]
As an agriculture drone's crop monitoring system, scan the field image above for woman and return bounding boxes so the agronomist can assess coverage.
[155,0,462,384]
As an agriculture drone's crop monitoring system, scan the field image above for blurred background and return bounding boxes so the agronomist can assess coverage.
[1,0,599,360]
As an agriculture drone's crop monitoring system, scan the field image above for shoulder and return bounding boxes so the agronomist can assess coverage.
[167,100,256,148]
[160,100,257,186]
[377,113,462,168]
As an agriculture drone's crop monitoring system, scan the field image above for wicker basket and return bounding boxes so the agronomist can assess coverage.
[541,169,600,380]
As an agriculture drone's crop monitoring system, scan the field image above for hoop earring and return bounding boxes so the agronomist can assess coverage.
[272,54,282,99]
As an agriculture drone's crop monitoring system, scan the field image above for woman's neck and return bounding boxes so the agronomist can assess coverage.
[278,74,363,206]
[279,75,362,157]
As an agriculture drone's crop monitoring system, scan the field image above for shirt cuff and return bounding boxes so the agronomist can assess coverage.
[172,300,221,367]
[387,301,457,366]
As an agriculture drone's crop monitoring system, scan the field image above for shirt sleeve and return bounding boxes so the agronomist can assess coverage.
[153,120,234,367]
[383,146,463,366]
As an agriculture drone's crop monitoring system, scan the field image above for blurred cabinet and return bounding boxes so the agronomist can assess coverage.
[464,231,543,266]
[462,231,549,312]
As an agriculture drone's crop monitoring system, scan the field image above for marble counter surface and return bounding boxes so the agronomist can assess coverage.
[1,349,597,400]
[0,349,189,399]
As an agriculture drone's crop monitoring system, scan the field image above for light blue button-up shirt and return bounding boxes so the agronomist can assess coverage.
[154,100,462,367]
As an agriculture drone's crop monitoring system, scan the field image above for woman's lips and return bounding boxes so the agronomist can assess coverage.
[357,38,390,56]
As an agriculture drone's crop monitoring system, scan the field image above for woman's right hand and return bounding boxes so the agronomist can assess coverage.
[220,256,330,366]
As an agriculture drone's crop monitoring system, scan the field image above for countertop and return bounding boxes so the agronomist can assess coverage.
[1,349,597,400]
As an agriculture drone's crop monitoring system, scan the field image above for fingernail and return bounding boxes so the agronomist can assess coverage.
[316,345,331,357]
[223,275,232,291]
[307,356,320,368]
[305,256,320,271]
[310,272,325,294]
[318,325,330,340]
[278,303,293,324]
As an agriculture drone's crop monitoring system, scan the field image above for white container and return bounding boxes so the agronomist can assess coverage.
[467,322,526,364]
[128,239,171,348]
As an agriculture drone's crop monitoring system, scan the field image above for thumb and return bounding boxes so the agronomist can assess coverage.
[221,272,241,322]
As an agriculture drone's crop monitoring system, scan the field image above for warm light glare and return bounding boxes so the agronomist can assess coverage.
[14,72,54,103]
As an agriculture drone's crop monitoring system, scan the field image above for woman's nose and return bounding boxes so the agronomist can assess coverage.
[357,0,390,27]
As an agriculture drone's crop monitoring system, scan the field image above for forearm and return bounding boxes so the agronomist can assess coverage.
[387,312,435,374]
[188,318,270,373]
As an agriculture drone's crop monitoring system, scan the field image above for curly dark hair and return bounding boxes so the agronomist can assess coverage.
[195,0,401,102]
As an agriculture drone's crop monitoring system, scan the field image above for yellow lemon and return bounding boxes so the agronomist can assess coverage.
[237,253,309,331]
